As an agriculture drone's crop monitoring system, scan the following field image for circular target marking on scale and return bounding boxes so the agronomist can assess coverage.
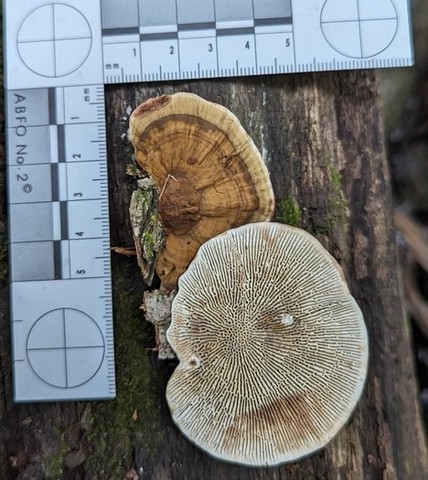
[17,4,92,78]
[27,308,105,388]
[320,0,398,59]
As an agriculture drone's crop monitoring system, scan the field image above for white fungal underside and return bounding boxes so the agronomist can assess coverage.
[166,222,368,466]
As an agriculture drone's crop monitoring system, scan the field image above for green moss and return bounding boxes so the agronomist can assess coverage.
[126,163,143,178]
[276,198,302,226]
[141,213,162,261]
[142,231,155,259]
[42,429,69,480]
[325,165,349,229]
[130,186,164,271]
[84,260,162,478]
[330,164,342,189]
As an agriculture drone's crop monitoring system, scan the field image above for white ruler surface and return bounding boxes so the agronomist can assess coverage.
[4,0,413,402]
[4,0,113,402]
[100,0,413,83]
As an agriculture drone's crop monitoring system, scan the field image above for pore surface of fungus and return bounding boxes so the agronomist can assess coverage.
[166,222,368,466]
[129,93,274,292]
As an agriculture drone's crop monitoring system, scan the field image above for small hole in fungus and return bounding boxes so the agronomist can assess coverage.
[188,356,200,368]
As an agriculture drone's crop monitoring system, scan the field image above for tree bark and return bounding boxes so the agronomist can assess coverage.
[1,72,427,480]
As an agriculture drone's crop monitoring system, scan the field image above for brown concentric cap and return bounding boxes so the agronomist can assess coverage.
[129,92,274,293]
[166,222,368,466]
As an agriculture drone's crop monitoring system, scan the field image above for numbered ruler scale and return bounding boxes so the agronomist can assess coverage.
[101,0,413,83]
[4,1,114,402]
[4,0,413,403]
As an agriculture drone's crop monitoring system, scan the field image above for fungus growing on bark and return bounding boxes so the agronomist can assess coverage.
[166,222,368,466]
[129,92,274,293]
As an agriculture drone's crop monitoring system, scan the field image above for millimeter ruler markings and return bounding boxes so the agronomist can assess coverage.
[101,0,413,83]
[5,1,113,402]
[4,0,413,403]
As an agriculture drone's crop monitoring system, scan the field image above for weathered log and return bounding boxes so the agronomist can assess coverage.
[0,71,427,479]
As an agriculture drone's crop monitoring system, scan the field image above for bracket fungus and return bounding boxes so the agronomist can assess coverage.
[166,222,368,466]
[129,92,274,293]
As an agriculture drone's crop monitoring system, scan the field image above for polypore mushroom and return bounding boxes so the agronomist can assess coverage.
[129,92,274,293]
[166,222,368,466]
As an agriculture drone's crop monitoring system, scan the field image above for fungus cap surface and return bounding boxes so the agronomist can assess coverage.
[166,222,368,466]
[129,93,274,292]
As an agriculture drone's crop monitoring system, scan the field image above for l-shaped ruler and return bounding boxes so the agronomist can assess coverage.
[4,0,413,402]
